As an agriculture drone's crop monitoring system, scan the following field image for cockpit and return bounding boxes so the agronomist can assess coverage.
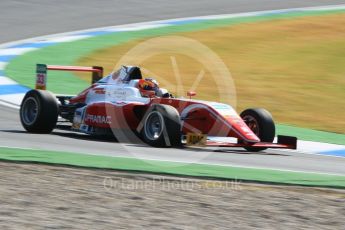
[97,66,142,84]
[96,66,172,98]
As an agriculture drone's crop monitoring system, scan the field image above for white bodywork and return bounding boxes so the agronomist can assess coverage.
[85,80,150,105]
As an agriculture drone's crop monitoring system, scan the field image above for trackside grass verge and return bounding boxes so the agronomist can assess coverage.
[277,124,345,146]
[0,147,344,188]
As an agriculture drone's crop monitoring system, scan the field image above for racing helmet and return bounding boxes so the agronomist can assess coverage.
[138,78,159,91]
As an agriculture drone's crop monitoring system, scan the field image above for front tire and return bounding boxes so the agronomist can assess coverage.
[20,89,58,133]
[240,108,275,152]
[141,104,181,147]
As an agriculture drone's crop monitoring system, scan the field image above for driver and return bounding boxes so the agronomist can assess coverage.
[138,78,171,98]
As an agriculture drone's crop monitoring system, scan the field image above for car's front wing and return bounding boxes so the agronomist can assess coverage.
[205,135,297,149]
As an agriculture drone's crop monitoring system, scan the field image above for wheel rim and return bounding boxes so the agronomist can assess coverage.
[21,97,38,125]
[144,111,164,140]
[242,115,259,136]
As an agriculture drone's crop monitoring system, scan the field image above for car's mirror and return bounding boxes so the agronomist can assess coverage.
[187,91,196,99]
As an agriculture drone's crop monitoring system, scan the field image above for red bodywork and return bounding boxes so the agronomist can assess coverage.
[69,84,296,149]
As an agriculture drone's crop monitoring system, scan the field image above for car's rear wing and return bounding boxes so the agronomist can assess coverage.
[35,64,103,90]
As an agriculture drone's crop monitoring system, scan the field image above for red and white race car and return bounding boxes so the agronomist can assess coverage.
[20,64,297,151]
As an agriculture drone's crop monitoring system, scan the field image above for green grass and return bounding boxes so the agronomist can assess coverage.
[0,147,344,188]
[277,124,345,145]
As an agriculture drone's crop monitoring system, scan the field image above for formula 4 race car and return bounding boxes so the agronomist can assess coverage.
[19,64,297,151]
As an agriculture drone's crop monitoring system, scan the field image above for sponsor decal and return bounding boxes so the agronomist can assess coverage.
[85,114,111,124]
[107,90,127,100]
[36,64,47,90]
[80,124,89,132]
[36,64,47,73]
[186,133,207,146]
[210,103,232,110]
[71,123,81,129]
[72,107,86,130]
[207,102,237,116]
[224,114,240,120]
[112,101,127,106]
[94,88,106,94]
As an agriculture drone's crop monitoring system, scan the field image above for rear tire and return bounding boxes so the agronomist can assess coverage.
[140,104,181,147]
[20,89,58,133]
[240,108,275,152]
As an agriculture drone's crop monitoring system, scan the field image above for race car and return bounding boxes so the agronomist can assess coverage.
[19,64,297,151]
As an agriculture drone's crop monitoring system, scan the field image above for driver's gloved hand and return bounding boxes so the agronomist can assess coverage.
[162,93,173,98]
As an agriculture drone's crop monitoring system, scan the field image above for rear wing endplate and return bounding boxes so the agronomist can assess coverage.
[35,64,103,90]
